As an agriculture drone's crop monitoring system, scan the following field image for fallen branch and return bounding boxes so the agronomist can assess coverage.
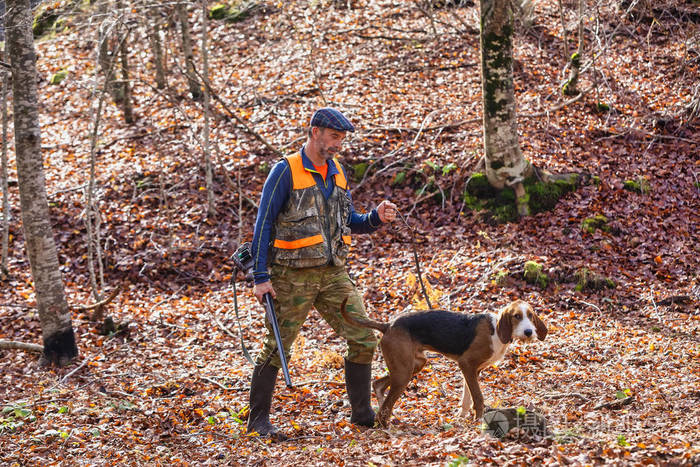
[542,392,588,401]
[594,396,634,410]
[75,283,123,311]
[0,339,43,353]
[657,295,692,306]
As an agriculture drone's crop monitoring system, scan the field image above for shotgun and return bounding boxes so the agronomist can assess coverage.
[232,242,292,387]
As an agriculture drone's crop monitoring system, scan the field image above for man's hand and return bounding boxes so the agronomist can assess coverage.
[254,281,276,304]
[377,200,398,223]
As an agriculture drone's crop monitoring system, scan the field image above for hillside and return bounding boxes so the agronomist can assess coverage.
[1,0,698,464]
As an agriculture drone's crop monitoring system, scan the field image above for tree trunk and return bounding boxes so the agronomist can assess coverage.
[117,19,134,123]
[6,0,78,366]
[177,2,202,100]
[97,1,123,104]
[1,60,10,278]
[201,0,215,217]
[563,0,584,96]
[146,7,167,89]
[479,0,531,215]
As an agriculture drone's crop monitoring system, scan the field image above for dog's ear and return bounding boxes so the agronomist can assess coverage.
[532,311,548,341]
[496,307,513,344]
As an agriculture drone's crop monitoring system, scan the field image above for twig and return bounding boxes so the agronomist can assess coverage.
[370,117,481,133]
[214,315,237,340]
[411,109,441,145]
[200,376,231,390]
[397,211,432,310]
[521,85,593,118]
[46,359,90,390]
[557,0,570,60]
[350,145,405,193]
[285,380,345,387]
[188,66,281,156]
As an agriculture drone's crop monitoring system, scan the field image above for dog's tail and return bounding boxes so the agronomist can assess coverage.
[340,297,389,333]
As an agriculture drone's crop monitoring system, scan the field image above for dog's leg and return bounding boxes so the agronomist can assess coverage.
[455,372,473,419]
[377,373,410,427]
[413,351,427,374]
[375,335,415,427]
[459,363,484,420]
[373,375,390,407]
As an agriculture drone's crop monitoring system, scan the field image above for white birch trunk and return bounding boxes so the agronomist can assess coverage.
[479,0,531,215]
[6,0,78,365]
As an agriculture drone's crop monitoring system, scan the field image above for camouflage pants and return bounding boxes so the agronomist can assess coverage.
[256,264,378,368]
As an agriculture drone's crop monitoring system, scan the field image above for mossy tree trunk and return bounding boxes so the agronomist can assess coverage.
[479,0,532,216]
[6,0,78,366]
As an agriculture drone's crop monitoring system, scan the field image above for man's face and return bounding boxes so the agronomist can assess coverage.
[313,127,347,161]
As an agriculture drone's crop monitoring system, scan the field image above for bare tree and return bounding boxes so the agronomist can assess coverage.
[1,57,9,279]
[145,4,167,89]
[177,1,202,100]
[97,0,135,123]
[117,1,135,123]
[97,1,122,103]
[6,0,78,365]
[201,0,215,217]
[479,0,532,216]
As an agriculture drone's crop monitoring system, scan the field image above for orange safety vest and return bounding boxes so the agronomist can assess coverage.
[270,154,352,268]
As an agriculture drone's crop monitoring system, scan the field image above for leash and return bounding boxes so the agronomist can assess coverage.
[396,210,433,310]
[230,274,256,366]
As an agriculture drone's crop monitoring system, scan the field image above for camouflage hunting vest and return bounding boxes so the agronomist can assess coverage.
[270,154,352,268]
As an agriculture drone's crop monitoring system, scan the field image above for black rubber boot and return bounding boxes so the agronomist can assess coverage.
[247,364,287,441]
[344,359,375,427]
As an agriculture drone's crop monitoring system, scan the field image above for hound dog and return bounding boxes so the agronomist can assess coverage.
[340,299,547,427]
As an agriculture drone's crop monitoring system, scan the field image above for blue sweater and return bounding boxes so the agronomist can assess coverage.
[251,148,382,284]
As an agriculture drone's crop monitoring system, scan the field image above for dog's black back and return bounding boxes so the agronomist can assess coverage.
[393,311,490,356]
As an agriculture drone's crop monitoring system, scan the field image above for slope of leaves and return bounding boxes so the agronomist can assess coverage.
[1,0,698,464]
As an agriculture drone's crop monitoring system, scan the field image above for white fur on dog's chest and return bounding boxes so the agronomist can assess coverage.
[481,313,509,369]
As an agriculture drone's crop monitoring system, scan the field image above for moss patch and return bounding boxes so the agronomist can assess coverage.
[581,215,609,234]
[523,261,548,288]
[50,70,67,85]
[210,1,258,22]
[463,172,579,224]
[33,6,63,38]
[352,162,369,182]
[623,176,651,194]
[574,268,616,292]
[210,4,231,19]
[595,102,610,113]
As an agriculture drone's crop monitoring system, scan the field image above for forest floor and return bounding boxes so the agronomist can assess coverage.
[1,0,699,465]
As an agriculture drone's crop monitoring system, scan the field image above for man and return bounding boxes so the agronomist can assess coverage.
[247,107,397,440]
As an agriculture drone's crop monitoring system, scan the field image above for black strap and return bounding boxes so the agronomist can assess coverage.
[232,277,256,366]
